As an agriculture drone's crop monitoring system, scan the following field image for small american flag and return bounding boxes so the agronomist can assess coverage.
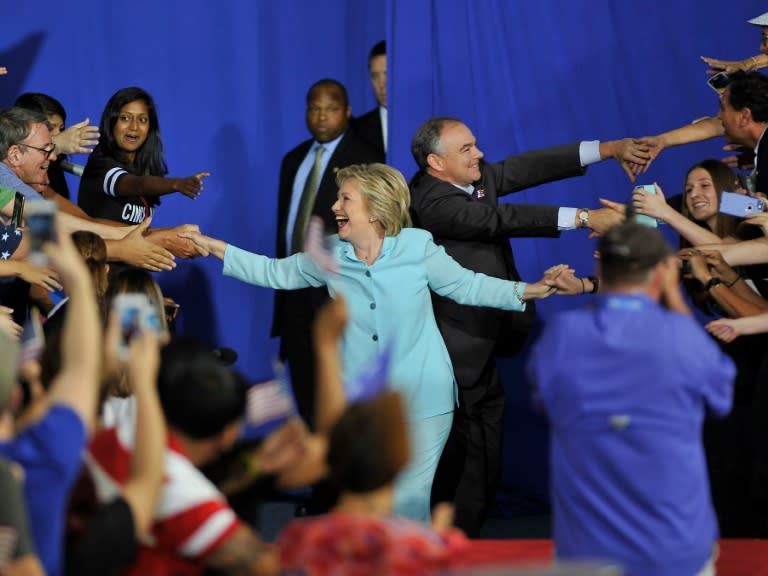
[475,187,485,199]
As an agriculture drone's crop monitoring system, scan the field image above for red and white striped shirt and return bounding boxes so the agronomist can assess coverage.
[86,415,241,576]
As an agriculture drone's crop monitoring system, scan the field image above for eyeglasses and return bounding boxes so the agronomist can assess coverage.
[18,142,56,160]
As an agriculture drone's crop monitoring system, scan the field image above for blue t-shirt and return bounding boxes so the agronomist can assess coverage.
[0,405,86,576]
[528,294,735,576]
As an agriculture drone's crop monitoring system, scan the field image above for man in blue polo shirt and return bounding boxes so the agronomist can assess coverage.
[528,223,736,576]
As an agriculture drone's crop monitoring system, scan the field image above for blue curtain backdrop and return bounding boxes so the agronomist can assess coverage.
[2,0,759,514]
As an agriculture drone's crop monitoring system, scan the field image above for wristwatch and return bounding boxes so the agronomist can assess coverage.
[578,209,589,228]
[705,277,722,291]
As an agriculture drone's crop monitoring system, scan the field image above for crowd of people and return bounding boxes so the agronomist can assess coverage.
[2,9,768,576]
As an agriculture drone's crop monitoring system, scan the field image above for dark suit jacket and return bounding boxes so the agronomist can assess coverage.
[409,143,586,388]
[352,107,385,160]
[272,129,383,338]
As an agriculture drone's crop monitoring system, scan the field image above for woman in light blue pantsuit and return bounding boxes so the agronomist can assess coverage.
[185,163,572,522]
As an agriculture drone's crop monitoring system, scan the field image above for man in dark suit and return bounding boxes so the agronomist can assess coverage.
[409,116,650,536]
[275,79,382,429]
[353,41,387,159]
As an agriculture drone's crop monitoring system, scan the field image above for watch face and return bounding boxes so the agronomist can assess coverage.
[579,210,589,224]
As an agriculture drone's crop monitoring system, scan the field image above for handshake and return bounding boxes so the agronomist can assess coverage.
[524,264,596,300]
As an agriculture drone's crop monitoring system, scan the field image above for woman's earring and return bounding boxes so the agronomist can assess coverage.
[368,215,377,223]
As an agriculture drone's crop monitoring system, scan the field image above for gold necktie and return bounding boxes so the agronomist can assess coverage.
[292,145,326,253]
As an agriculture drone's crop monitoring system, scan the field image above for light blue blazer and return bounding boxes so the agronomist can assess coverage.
[223,228,526,420]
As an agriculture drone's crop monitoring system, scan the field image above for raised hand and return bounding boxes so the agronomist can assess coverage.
[117,218,176,271]
[0,306,22,339]
[173,172,210,199]
[745,212,768,237]
[701,55,756,75]
[16,261,62,292]
[54,117,100,155]
[586,207,625,238]
[702,250,739,284]
[631,182,672,221]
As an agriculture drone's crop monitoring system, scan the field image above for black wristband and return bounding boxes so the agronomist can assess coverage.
[705,277,722,291]
[587,275,599,294]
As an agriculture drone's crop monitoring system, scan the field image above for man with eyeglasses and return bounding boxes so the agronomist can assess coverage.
[0,107,196,272]
[0,107,58,197]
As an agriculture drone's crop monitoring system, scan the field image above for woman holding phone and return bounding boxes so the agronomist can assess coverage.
[625,159,768,536]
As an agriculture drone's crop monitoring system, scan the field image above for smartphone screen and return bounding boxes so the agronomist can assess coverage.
[633,185,659,228]
[11,192,25,229]
[25,200,56,265]
[707,72,730,93]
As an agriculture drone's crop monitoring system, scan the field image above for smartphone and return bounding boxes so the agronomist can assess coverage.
[707,72,730,93]
[719,191,765,217]
[112,293,161,358]
[632,185,659,228]
[24,199,57,265]
[11,192,25,229]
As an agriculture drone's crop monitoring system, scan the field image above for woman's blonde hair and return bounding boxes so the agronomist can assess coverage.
[336,163,412,236]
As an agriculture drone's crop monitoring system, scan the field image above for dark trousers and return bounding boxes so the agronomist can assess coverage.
[277,288,329,431]
[431,357,505,537]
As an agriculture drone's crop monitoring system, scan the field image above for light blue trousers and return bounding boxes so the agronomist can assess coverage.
[393,411,453,523]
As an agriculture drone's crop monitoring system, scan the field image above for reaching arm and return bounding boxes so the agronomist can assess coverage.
[701,54,768,75]
[683,250,767,318]
[112,317,165,537]
[707,312,768,342]
[44,221,102,433]
[698,237,768,266]
[104,219,176,271]
[181,231,224,259]
[313,296,349,435]
[634,117,725,175]
[598,138,652,182]
[630,183,725,246]
[52,118,100,155]
[116,171,210,200]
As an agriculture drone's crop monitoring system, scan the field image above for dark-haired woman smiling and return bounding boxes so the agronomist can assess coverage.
[78,87,210,225]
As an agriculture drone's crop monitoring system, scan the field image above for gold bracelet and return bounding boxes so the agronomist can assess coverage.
[513,281,525,304]
[750,56,760,71]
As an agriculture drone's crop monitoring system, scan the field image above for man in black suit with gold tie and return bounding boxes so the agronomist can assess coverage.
[409,116,651,536]
[275,79,382,429]
[354,41,387,159]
